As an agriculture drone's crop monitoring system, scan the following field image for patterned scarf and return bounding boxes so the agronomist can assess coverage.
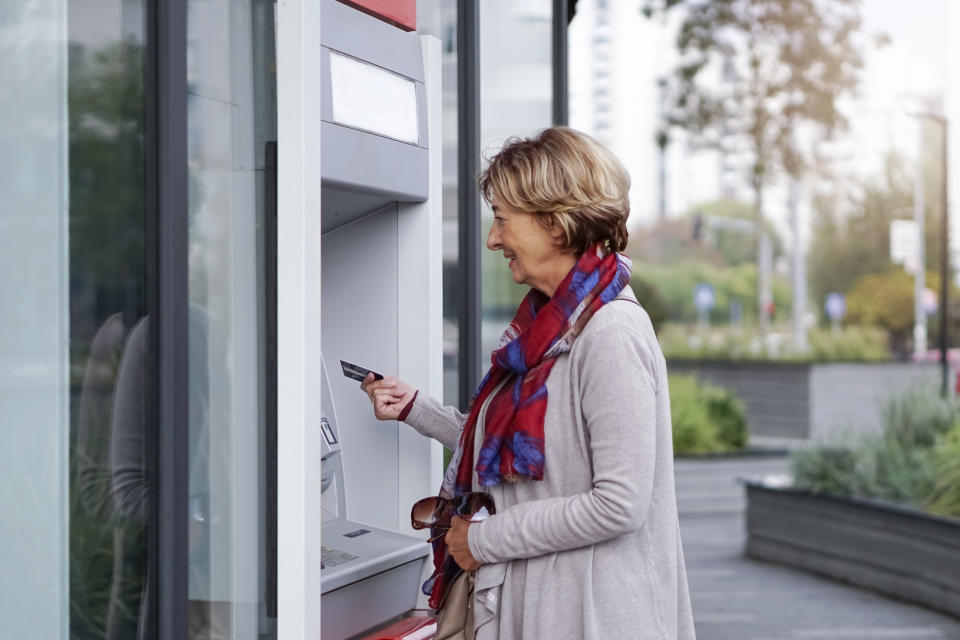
[423,244,633,609]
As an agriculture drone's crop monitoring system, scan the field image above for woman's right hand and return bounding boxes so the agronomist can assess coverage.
[361,374,416,421]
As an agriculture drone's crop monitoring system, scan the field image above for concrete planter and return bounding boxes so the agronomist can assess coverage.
[668,361,942,441]
[745,482,960,619]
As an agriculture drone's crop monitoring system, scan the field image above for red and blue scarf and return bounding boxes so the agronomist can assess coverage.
[424,244,632,609]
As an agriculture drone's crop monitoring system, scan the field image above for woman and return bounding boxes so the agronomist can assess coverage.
[362,127,695,639]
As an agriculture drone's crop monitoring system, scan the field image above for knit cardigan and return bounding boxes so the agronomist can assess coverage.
[403,287,696,640]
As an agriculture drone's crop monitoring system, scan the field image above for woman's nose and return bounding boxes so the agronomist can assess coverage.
[486,225,500,251]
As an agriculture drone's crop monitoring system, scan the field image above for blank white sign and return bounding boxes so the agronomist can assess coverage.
[329,51,419,145]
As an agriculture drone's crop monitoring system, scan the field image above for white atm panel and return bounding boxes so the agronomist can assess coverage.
[321,204,401,531]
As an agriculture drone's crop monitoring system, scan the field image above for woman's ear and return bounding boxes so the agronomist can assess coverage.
[548,221,566,244]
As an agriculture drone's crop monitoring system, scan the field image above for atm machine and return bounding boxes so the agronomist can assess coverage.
[319,359,432,639]
[315,1,443,638]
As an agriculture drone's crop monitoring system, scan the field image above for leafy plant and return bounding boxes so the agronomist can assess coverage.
[660,323,890,363]
[856,435,938,504]
[670,376,724,454]
[703,385,748,449]
[629,277,669,335]
[880,385,959,449]
[791,442,864,496]
[669,374,747,454]
[927,424,960,518]
[791,386,960,513]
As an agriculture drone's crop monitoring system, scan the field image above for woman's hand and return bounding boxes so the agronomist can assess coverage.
[446,516,482,571]
[360,374,416,421]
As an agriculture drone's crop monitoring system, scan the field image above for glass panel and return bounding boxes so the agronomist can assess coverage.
[479,0,553,365]
[417,1,461,406]
[1,0,151,638]
[186,0,276,636]
[0,2,72,637]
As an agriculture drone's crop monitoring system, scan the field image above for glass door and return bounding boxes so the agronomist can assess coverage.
[0,0,278,637]
[186,0,277,637]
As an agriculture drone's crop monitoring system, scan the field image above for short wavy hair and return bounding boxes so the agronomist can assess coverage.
[478,127,630,254]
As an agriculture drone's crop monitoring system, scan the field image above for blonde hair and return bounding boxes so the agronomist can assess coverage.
[478,127,630,254]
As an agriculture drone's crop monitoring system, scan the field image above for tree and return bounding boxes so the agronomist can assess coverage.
[630,277,670,334]
[628,198,783,268]
[647,0,866,333]
[846,270,955,356]
[808,152,946,311]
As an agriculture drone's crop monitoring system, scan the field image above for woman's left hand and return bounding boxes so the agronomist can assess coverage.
[447,516,482,571]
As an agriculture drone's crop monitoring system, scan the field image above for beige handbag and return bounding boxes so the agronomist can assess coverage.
[433,571,475,640]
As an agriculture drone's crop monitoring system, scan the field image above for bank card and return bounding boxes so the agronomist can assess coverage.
[340,359,384,383]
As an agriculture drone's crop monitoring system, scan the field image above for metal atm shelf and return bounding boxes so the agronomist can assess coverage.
[321,519,430,594]
[321,520,430,640]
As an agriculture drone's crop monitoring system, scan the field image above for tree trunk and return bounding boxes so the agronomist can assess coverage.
[754,172,769,338]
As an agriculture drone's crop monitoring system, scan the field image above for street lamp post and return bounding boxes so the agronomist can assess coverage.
[916,113,951,396]
[914,122,927,358]
[937,115,950,397]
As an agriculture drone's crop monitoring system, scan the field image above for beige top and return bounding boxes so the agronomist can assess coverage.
[404,287,696,640]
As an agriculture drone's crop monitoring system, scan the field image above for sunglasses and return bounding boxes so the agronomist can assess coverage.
[411,492,496,543]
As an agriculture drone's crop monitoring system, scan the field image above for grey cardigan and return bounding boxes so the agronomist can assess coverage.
[404,288,695,639]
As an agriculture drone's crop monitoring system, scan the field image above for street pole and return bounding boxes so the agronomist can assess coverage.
[914,119,927,358]
[657,77,668,220]
[789,177,808,351]
[938,116,949,397]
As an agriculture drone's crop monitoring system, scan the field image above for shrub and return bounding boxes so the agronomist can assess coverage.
[703,385,748,449]
[660,323,890,363]
[881,385,960,449]
[669,374,748,454]
[630,277,668,335]
[806,326,891,362]
[857,435,938,504]
[927,424,960,518]
[791,443,864,496]
[791,385,960,513]
[670,376,723,454]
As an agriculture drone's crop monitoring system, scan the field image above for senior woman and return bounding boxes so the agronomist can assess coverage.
[362,127,695,640]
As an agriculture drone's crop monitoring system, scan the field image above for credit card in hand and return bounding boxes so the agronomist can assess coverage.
[340,359,384,383]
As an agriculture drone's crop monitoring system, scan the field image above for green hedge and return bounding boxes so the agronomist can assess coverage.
[669,374,748,454]
[660,323,891,363]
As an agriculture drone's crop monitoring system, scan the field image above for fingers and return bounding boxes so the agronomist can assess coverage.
[361,372,395,393]
[446,517,481,571]
[372,389,407,420]
[362,375,399,394]
[358,374,413,421]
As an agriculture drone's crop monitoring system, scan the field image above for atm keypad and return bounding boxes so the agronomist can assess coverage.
[321,546,358,569]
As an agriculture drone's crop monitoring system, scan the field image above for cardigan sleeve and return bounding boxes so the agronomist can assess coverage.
[468,321,660,563]
[402,391,468,451]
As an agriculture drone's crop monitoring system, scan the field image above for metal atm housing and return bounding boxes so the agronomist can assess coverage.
[317,1,443,638]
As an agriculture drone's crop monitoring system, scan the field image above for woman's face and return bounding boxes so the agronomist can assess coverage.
[486,196,575,297]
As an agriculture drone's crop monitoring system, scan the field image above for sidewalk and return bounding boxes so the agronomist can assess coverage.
[676,455,960,640]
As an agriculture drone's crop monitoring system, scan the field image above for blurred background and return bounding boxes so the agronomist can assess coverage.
[417,1,960,637]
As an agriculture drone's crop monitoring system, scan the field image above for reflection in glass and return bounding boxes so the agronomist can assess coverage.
[66,1,151,638]
[417,1,461,405]
[186,0,276,636]
[479,0,554,367]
